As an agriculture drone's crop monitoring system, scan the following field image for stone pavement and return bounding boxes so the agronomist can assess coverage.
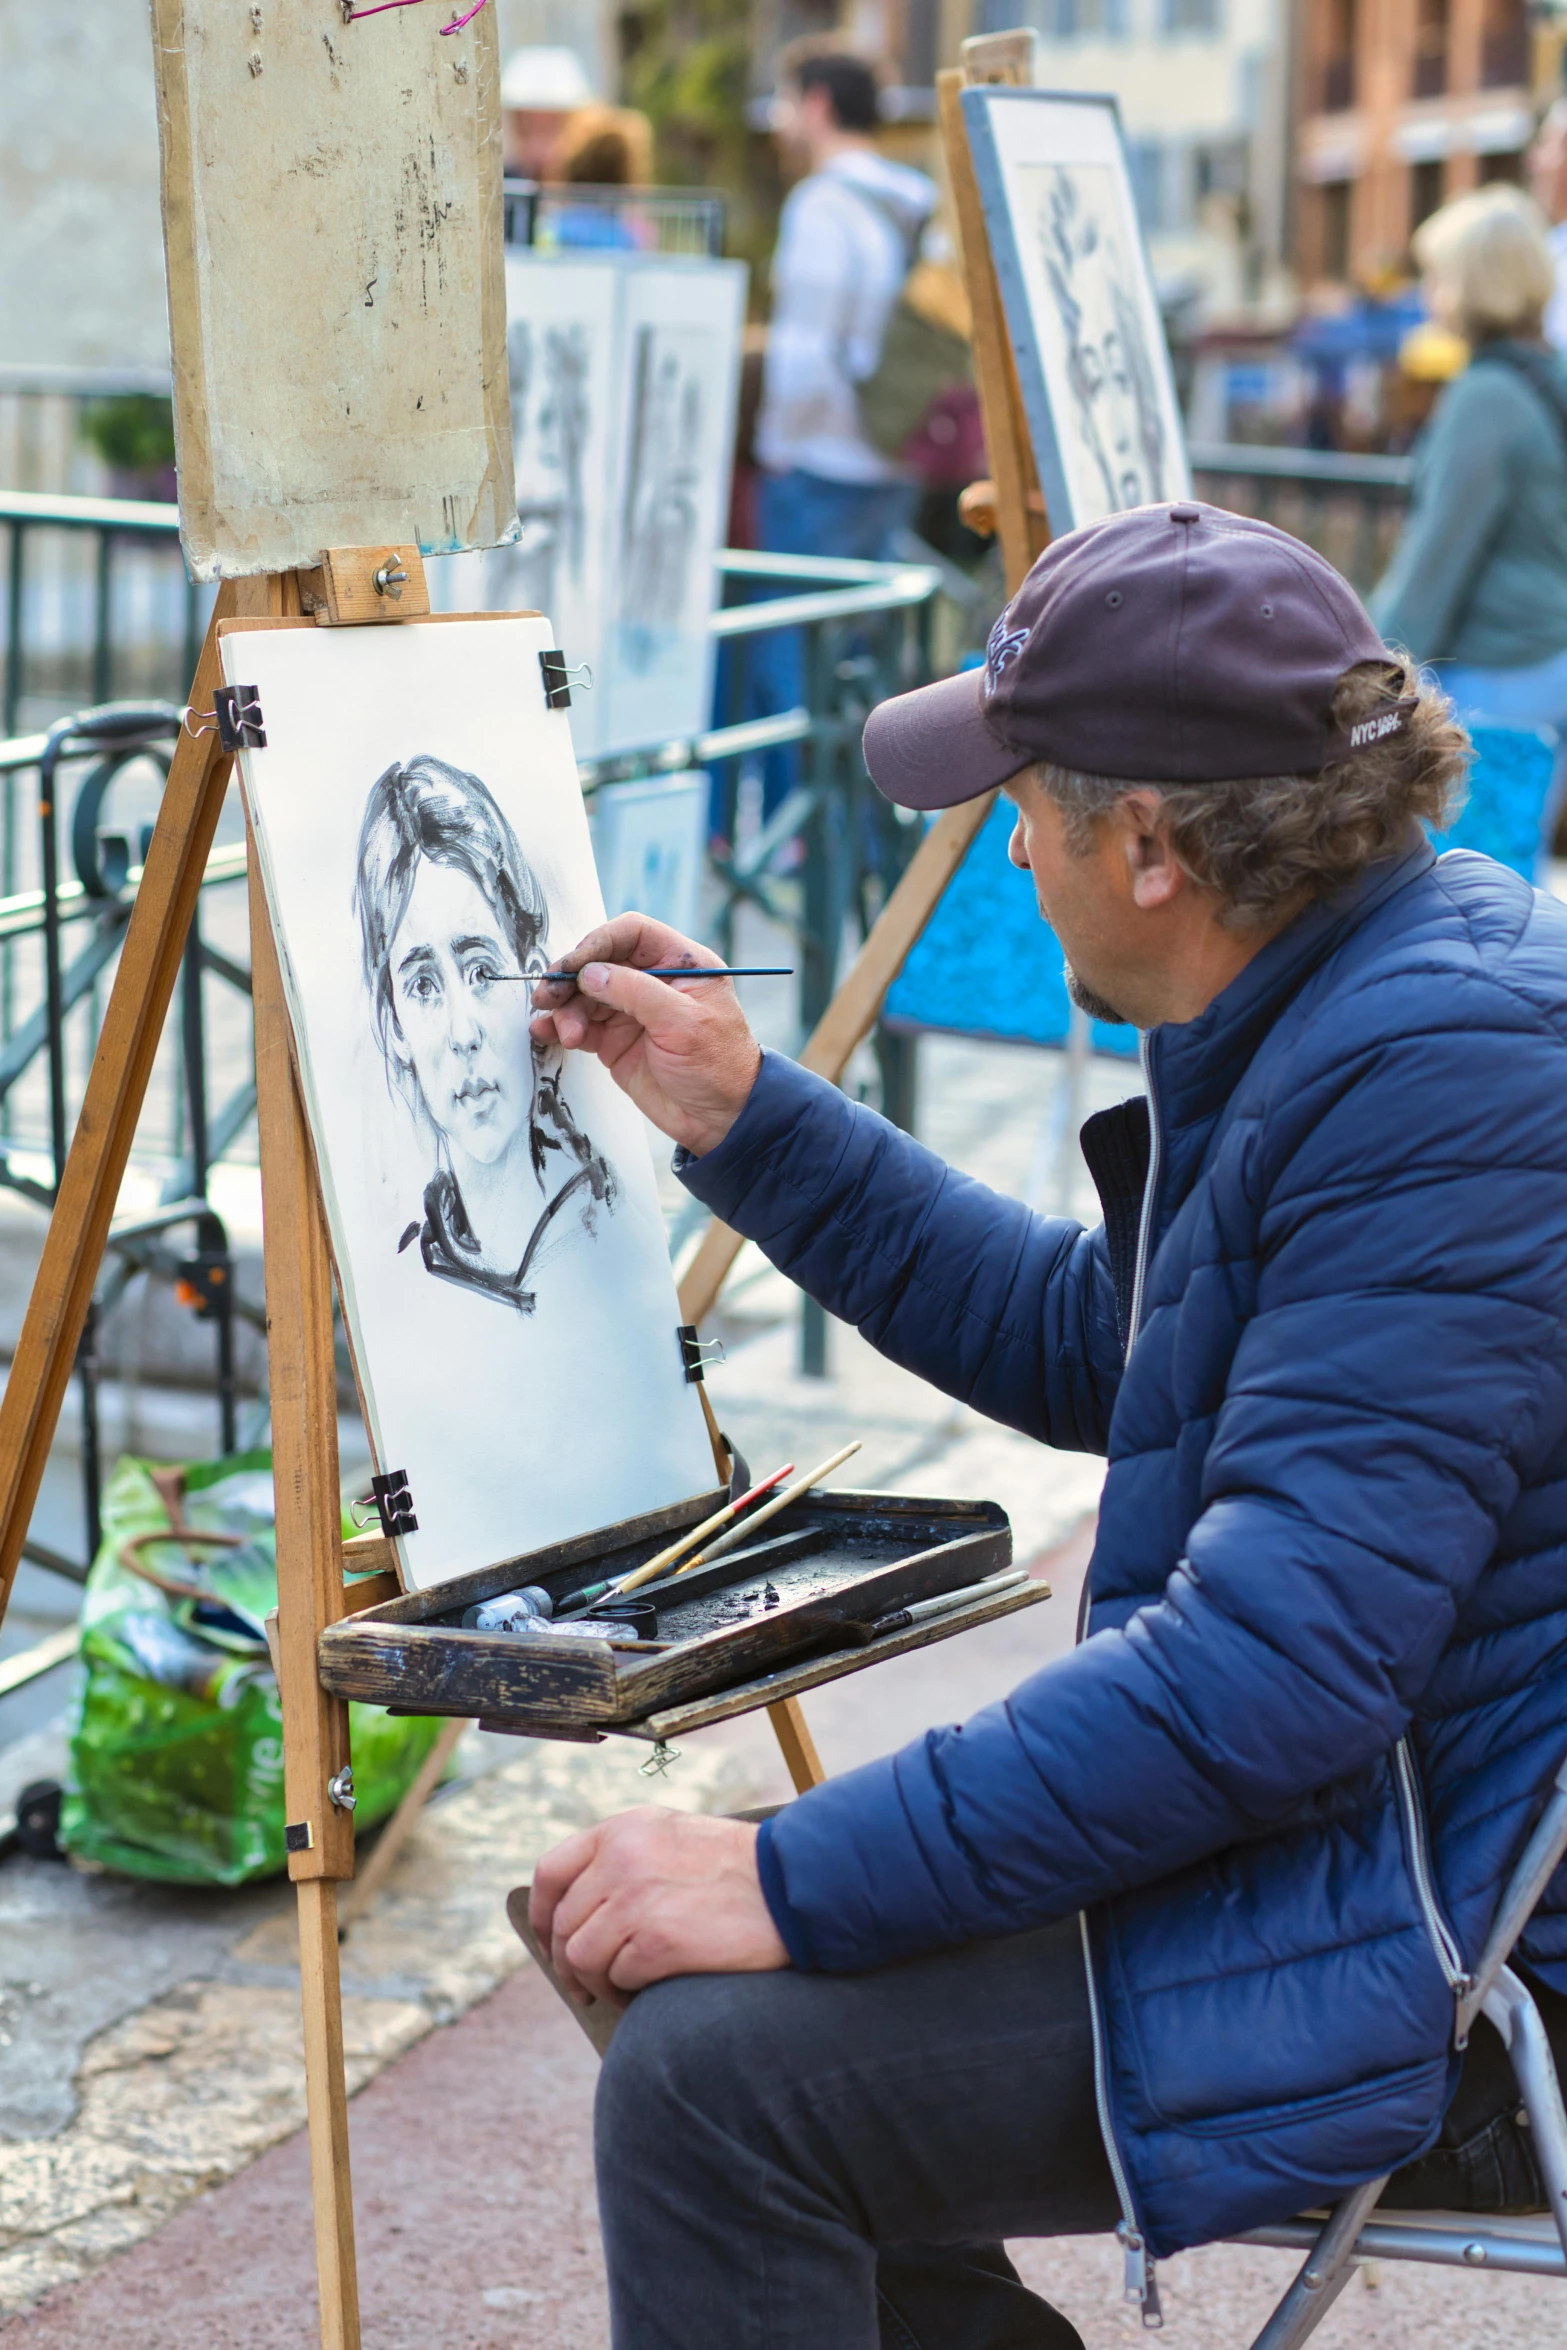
[1,1951,1553,2350]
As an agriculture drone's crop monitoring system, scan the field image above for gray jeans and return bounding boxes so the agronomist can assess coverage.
[593,1915,1119,2350]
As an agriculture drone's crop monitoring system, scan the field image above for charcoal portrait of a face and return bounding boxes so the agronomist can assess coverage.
[354,754,617,1315]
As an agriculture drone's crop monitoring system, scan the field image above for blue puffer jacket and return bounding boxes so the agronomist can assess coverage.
[677,842,1567,2266]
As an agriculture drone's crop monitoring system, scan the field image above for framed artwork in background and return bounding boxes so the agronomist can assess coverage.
[961,86,1191,535]
[432,252,746,762]
[223,615,717,1589]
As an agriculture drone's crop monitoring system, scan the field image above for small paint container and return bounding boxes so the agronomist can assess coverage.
[462,1586,553,1634]
[583,1597,660,1642]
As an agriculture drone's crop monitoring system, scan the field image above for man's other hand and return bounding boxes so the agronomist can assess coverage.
[529,1807,789,2007]
[528,914,762,1157]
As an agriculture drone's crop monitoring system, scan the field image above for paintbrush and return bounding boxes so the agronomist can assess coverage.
[670,1442,862,1579]
[495,966,793,985]
[561,1462,798,1610]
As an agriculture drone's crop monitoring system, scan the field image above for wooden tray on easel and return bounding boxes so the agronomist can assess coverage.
[320,1487,1015,1735]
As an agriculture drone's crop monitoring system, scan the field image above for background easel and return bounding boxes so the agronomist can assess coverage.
[0,40,1049,2350]
[676,37,1049,1330]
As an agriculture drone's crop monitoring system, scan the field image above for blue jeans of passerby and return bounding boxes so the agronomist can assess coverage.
[1437,644,1567,738]
[716,469,919,830]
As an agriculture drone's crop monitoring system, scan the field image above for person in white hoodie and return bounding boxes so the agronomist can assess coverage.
[737,50,936,823]
[757,48,935,546]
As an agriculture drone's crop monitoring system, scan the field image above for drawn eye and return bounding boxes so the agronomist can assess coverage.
[404,968,440,1004]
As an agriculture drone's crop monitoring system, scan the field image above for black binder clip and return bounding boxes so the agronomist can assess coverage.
[540,650,593,710]
[369,1469,418,1538]
[678,1324,725,1384]
[213,684,266,751]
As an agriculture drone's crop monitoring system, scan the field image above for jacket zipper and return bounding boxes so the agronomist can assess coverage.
[1393,1737,1468,1995]
[1074,1034,1166,2328]
[1079,1913,1164,2326]
[1125,1032,1163,1360]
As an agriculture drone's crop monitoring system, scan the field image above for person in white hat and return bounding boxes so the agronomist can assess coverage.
[500,46,595,181]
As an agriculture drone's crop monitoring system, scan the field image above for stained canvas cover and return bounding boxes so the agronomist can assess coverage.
[151,0,516,579]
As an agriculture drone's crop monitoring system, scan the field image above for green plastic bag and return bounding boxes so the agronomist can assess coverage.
[59,1449,444,1886]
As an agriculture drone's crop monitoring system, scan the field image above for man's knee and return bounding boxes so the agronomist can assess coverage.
[596,1971,774,2177]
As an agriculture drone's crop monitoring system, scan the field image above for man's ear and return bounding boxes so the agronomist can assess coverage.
[1118,790,1185,911]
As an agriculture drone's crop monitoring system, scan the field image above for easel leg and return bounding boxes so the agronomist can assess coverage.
[0,585,237,1612]
[297,1879,361,2350]
[768,1697,825,1792]
[246,578,362,2350]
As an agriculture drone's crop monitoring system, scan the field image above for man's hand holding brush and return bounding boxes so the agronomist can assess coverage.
[528,913,764,1157]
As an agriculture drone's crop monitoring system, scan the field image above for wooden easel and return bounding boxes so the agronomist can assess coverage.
[675,39,1048,1329]
[0,551,830,2350]
[0,46,1045,2350]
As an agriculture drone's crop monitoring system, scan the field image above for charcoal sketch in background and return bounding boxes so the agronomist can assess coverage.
[617,324,707,675]
[226,616,717,1588]
[963,87,1190,533]
[355,755,617,1316]
[601,262,745,751]
[431,252,745,760]
[1035,164,1170,512]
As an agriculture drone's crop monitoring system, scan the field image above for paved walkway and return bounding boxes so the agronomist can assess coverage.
[3,1946,1552,2350]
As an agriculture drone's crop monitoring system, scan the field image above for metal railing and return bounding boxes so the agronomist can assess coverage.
[1189,441,1413,596]
[0,488,209,738]
[502,177,727,258]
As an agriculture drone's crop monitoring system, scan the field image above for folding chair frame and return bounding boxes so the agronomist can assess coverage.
[1234,1749,1567,2350]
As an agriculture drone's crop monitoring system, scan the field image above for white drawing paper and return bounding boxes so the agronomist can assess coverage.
[963,89,1191,534]
[224,616,717,1589]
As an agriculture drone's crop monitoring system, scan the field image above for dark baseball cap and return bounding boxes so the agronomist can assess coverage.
[863,501,1398,810]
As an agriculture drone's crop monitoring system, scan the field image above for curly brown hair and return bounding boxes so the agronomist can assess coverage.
[1037,657,1469,928]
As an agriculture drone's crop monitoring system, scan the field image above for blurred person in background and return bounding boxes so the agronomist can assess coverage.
[1527,94,1567,353]
[1370,186,1567,751]
[499,46,595,183]
[756,44,935,558]
[551,106,656,250]
[732,47,936,832]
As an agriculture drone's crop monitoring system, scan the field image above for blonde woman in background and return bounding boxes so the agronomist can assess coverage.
[1371,185,1567,746]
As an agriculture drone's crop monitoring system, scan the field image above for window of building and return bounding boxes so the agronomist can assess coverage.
[1160,0,1221,30]
[1410,157,1446,240]
[1039,0,1132,35]
[1478,148,1525,185]
[1412,0,1448,98]
[1321,180,1352,282]
[1321,0,1356,112]
[1481,0,1528,89]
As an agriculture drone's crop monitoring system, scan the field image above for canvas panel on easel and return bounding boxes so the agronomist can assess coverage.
[222,617,716,1587]
[151,0,516,579]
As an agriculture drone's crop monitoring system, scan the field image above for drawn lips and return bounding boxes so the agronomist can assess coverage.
[454,1079,498,1107]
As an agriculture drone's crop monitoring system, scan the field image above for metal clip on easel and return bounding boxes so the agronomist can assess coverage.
[539,650,594,710]
[182,684,267,751]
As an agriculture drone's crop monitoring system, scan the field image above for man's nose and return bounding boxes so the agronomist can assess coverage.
[1007,816,1030,872]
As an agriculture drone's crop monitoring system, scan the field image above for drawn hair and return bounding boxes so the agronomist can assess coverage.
[353,754,606,1188]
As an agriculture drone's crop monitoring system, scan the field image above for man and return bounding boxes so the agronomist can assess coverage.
[1527,92,1567,354]
[529,502,1567,2348]
[498,45,594,183]
[741,46,935,822]
[757,44,934,556]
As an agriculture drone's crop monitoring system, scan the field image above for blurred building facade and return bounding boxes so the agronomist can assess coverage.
[1294,0,1552,290]
[979,0,1295,325]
